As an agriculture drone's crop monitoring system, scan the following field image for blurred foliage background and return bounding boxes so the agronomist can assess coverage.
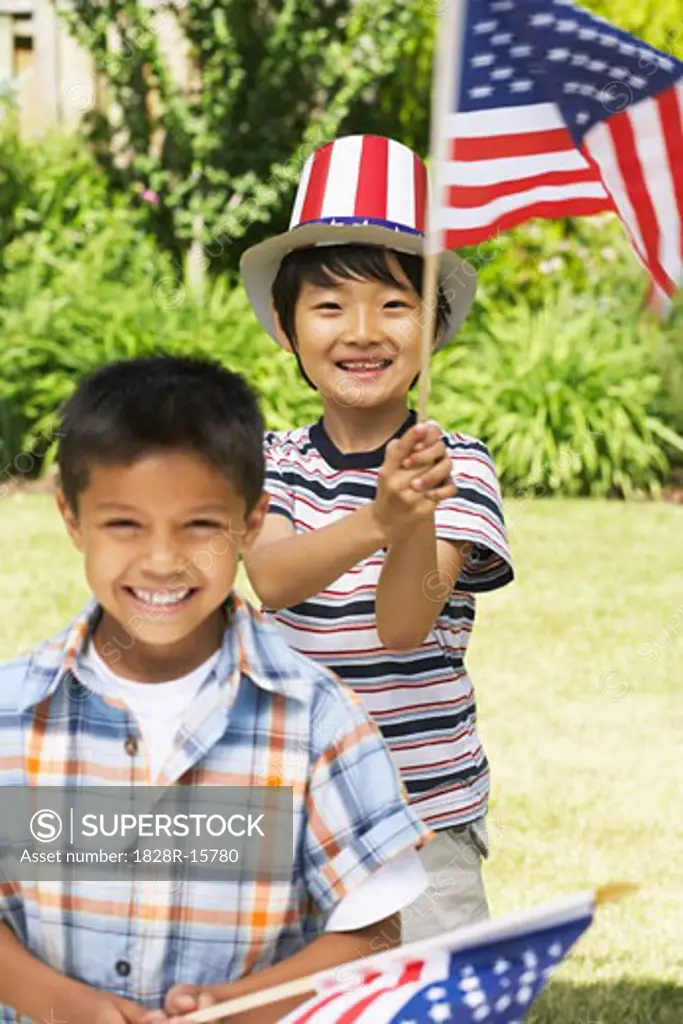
[1,0,683,497]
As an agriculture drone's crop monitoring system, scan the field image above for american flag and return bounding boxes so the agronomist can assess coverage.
[431,0,683,306]
[276,892,596,1023]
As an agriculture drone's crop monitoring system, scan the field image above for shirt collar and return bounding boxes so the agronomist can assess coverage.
[18,595,308,712]
[309,409,417,470]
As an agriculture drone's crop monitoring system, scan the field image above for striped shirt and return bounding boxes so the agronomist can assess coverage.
[0,597,430,1018]
[264,411,514,831]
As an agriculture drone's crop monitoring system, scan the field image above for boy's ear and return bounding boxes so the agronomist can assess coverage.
[270,302,295,354]
[55,489,85,552]
[239,493,270,554]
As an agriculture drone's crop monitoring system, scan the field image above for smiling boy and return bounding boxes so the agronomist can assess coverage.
[242,135,515,940]
[0,355,431,1024]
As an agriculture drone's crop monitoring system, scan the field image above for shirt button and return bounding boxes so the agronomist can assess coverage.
[124,737,138,757]
[115,959,131,977]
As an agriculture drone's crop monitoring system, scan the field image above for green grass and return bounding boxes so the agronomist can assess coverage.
[1,494,682,1022]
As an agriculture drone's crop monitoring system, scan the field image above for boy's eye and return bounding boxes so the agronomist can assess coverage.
[187,519,223,531]
[313,301,342,311]
[384,299,413,310]
[104,519,140,530]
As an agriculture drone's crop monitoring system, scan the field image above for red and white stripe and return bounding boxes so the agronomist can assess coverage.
[264,425,512,832]
[290,136,427,233]
[437,102,613,249]
[282,957,449,1024]
[582,80,683,300]
[436,84,683,300]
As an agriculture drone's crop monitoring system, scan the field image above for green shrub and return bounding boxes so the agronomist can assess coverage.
[462,215,648,324]
[0,109,320,462]
[0,101,154,284]
[431,297,683,498]
[0,247,320,473]
[0,169,178,468]
[0,105,32,256]
[656,300,683,437]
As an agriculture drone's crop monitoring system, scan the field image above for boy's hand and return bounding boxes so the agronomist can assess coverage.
[139,984,220,1022]
[372,423,456,544]
[87,994,151,1024]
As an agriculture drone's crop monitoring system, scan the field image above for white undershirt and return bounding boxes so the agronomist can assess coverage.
[83,642,427,931]
[85,642,220,780]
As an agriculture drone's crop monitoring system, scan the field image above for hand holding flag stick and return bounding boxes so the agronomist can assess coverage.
[184,885,637,1023]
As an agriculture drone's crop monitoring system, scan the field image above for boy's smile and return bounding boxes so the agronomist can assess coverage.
[335,355,394,378]
[57,451,267,681]
[122,583,198,616]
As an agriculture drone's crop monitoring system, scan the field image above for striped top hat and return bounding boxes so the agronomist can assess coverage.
[241,135,476,349]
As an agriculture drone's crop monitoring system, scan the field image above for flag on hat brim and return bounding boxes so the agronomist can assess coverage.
[429,0,683,306]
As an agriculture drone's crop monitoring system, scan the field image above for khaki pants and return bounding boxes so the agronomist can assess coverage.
[401,818,490,943]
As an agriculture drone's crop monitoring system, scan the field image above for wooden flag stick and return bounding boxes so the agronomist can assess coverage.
[417,249,441,423]
[595,882,640,907]
[184,973,320,1022]
[416,0,466,423]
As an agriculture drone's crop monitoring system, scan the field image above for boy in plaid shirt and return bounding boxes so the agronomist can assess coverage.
[0,355,431,1024]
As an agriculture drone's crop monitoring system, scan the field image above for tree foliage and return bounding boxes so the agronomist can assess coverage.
[582,0,683,56]
[59,0,435,274]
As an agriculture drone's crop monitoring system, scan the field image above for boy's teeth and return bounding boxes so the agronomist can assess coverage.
[339,361,387,370]
[131,588,190,606]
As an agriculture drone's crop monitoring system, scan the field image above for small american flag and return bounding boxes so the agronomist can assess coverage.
[431,0,683,304]
[277,892,596,1023]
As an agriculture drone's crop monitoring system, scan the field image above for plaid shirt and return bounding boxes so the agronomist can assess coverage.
[0,597,430,1018]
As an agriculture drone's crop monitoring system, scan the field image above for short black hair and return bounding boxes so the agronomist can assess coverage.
[271,245,452,389]
[57,355,265,514]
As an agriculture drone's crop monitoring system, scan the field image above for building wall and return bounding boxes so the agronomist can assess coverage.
[0,0,188,138]
[0,0,98,136]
